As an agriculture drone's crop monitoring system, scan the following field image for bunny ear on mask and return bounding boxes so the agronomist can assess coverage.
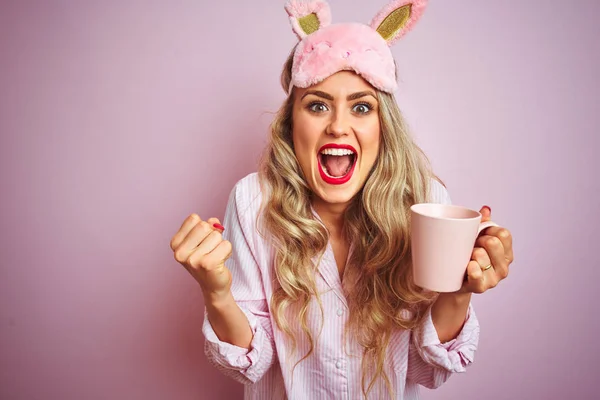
[284,0,332,39]
[285,0,430,94]
[370,0,428,46]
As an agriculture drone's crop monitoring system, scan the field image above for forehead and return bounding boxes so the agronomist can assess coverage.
[296,71,375,98]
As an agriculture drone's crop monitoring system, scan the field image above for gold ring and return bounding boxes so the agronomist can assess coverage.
[482,264,493,271]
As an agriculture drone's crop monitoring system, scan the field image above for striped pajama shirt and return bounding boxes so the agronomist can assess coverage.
[202,172,480,399]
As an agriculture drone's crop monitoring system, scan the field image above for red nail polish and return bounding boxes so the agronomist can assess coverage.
[483,205,491,213]
[213,223,225,231]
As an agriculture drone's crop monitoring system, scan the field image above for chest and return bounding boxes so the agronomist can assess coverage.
[330,236,350,280]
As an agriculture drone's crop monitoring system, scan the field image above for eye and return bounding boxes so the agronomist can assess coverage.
[352,102,373,114]
[308,102,329,113]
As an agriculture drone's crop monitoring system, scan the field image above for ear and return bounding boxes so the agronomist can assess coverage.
[285,0,332,40]
[369,0,428,46]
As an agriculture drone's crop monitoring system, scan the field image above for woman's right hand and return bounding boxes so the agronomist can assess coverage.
[170,214,233,302]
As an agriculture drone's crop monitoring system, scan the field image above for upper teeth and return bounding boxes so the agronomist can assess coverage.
[320,148,354,156]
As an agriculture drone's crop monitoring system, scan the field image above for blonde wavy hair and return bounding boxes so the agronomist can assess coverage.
[257,48,441,397]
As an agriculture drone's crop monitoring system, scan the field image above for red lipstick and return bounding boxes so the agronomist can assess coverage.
[317,143,357,185]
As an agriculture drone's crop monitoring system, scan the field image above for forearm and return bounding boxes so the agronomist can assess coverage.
[431,292,472,343]
[205,292,253,349]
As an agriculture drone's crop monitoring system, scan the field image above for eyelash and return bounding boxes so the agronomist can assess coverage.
[353,101,374,114]
[306,101,375,114]
[307,101,328,113]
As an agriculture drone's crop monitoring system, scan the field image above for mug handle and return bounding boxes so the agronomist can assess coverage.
[478,220,499,235]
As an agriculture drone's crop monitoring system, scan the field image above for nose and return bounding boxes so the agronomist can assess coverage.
[326,110,349,138]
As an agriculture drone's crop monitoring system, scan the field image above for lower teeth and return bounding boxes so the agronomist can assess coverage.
[319,155,355,179]
[323,166,351,179]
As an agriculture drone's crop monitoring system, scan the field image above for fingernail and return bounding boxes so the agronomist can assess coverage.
[483,205,491,213]
[213,223,225,231]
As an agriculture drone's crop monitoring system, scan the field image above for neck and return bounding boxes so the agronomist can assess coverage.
[311,197,348,237]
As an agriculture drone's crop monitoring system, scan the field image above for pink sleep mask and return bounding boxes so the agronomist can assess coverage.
[284,0,428,94]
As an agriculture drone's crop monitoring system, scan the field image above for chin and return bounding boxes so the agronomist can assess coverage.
[317,191,356,205]
[311,175,364,206]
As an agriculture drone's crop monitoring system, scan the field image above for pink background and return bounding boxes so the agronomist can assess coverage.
[1,1,598,399]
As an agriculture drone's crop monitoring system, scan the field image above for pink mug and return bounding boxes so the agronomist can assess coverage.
[410,203,498,292]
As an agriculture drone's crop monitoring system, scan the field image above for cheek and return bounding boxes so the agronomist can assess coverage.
[292,128,315,166]
[292,117,320,157]
[362,122,382,157]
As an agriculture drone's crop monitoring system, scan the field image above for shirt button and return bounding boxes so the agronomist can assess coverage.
[336,309,343,316]
[335,361,342,369]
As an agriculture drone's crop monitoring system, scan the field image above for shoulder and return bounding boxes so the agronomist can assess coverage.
[429,177,452,205]
[225,172,269,255]
[228,172,263,216]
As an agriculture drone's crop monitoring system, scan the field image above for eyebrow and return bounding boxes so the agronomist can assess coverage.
[301,90,377,101]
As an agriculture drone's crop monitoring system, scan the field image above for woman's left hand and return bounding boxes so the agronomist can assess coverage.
[461,206,514,294]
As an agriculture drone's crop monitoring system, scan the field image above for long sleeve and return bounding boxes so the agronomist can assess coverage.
[201,180,276,384]
[405,177,480,389]
[406,303,480,389]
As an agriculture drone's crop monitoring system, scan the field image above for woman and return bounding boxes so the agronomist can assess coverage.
[170,1,514,398]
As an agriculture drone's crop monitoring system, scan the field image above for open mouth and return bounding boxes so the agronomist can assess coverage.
[317,144,357,185]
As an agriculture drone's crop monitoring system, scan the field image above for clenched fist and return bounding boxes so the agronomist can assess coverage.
[170,214,233,301]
